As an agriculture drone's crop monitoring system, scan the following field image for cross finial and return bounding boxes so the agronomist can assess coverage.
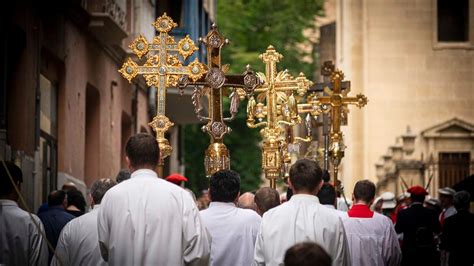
[260,45,283,63]
[152,13,178,33]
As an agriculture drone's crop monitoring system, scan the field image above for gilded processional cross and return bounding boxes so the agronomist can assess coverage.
[246,45,312,189]
[118,13,207,174]
[178,24,261,176]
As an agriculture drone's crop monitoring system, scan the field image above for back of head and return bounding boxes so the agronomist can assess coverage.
[0,161,23,197]
[125,133,159,170]
[66,189,87,211]
[115,169,131,183]
[453,190,471,211]
[61,182,78,192]
[48,190,67,207]
[353,180,376,204]
[284,242,332,266]
[255,187,280,215]
[209,170,240,203]
[322,170,330,183]
[237,192,256,210]
[317,183,336,205]
[90,178,117,205]
[289,159,322,193]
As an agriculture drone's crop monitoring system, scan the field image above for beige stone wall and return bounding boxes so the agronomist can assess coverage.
[336,0,474,195]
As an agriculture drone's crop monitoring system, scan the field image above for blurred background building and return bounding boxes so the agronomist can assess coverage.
[317,0,473,197]
[1,0,215,210]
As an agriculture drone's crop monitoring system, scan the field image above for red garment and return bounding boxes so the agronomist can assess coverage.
[440,210,446,227]
[348,204,374,218]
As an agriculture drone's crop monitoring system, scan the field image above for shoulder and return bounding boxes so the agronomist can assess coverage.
[238,208,261,224]
[261,201,288,220]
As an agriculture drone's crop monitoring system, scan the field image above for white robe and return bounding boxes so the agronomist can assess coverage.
[254,194,350,266]
[0,199,48,266]
[342,211,401,266]
[51,205,106,266]
[200,202,261,266]
[97,169,210,266]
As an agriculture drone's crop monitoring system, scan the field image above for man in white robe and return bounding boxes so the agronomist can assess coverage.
[0,161,48,265]
[51,178,117,266]
[200,170,261,266]
[254,159,350,266]
[341,180,401,266]
[97,133,210,265]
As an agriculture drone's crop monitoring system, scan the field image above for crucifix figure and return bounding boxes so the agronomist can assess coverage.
[118,13,207,176]
[302,61,367,186]
[298,61,350,170]
[178,24,260,176]
[246,45,313,188]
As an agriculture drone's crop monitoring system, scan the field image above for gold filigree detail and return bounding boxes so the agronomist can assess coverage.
[118,58,139,83]
[129,35,149,59]
[152,12,178,33]
[178,35,198,59]
[187,58,208,81]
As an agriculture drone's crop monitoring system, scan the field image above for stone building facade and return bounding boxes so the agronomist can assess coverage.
[316,0,474,195]
[1,0,215,210]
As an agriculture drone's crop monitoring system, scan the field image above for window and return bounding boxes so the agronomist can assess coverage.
[438,152,470,188]
[156,0,184,26]
[39,74,58,200]
[85,85,101,187]
[437,0,469,42]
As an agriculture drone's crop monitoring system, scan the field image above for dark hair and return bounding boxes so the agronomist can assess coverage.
[116,169,131,183]
[322,170,330,183]
[91,178,117,204]
[66,189,87,211]
[125,133,159,169]
[353,180,376,203]
[209,170,240,202]
[317,183,336,205]
[0,161,23,196]
[255,187,280,214]
[411,194,426,203]
[289,159,322,192]
[284,242,332,266]
[48,190,67,207]
[453,191,471,211]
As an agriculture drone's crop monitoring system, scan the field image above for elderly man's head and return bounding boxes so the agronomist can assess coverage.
[255,187,280,216]
[90,178,117,206]
[237,192,256,211]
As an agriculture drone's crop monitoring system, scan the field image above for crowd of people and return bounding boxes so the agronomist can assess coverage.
[1,133,473,265]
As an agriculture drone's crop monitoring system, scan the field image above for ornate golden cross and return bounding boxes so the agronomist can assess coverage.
[299,61,368,185]
[118,13,207,175]
[246,45,312,188]
[178,24,260,176]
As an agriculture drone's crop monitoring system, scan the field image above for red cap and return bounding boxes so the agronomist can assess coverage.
[166,173,188,184]
[407,185,428,196]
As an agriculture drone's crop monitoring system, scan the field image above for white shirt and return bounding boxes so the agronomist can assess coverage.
[341,208,401,266]
[51,205,106,266]
[98,169,210,266]
[337,197,350,211]
[440,205,457,222]
[254,194,350,266]
[200,202,261,266]
[0,199,48,266]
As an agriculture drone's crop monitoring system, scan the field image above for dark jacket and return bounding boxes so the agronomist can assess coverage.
[441,210,474,266]
[38,206,75,261]
[395,202,441,265]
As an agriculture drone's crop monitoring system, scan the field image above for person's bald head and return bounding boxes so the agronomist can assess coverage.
[255,187,280,216]
[238,192,256,211]
[61,182,77,192]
